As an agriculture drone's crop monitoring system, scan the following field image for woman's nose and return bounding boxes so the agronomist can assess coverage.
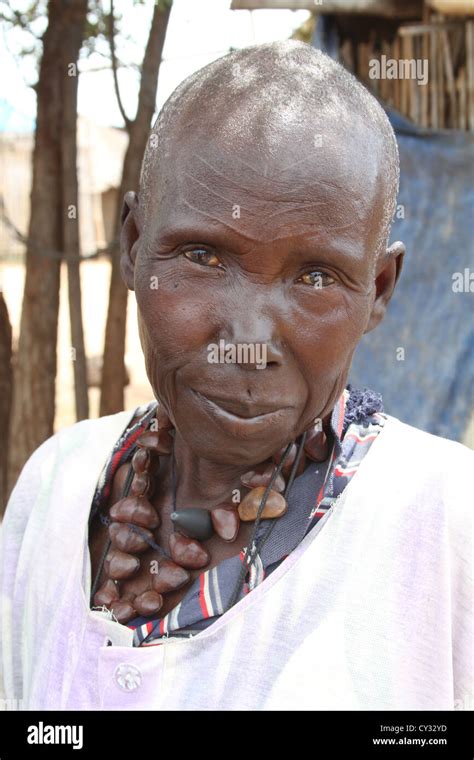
[223,311,284,370]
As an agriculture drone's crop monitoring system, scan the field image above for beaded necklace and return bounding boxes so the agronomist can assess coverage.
[90,405,331,624]
[89,386,385,632]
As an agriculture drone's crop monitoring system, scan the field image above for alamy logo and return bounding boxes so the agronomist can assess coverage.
[368,55,428,85]
[27,721,83,750]
[207,340,267,369]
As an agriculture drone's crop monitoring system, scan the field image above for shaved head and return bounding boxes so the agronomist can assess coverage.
[139,39,400,261]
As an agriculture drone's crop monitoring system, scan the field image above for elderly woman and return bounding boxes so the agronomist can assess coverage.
[1,40,472,711]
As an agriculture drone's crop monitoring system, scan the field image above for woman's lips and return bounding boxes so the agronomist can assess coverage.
[191,389,288,422]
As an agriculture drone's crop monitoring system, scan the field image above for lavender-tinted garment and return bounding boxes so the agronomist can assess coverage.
[0,409,472,710]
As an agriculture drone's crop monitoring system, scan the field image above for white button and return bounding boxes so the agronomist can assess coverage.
[114,663,142,692]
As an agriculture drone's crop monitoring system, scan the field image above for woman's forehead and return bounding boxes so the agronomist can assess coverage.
[142,127,386,253]
[138,41,399,261]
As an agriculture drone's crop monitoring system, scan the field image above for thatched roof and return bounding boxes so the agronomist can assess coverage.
[230,0,423,18]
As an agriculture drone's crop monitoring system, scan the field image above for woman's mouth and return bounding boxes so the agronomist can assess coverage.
[191,388,289,427]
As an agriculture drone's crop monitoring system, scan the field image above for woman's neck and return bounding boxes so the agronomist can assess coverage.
[158,428,263,509]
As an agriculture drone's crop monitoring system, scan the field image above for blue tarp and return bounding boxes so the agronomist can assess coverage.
[349,108,474,443]
[312,20,474,442]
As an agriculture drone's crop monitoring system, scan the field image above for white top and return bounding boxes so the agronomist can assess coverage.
[0,409,472,710]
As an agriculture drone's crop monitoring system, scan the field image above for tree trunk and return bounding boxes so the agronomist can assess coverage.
[0,293,12,515]
[99,0,172,416]
[6,0,88,499]
[61,12,89,421]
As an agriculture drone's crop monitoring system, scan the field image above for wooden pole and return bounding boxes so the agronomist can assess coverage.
[442,29,457,129]
[381,39,391,105]
[398,22,460,36]
[421,29,429,126]
[430,29,439,128]
[340,38,354,73]
[458,66,466,130]
[393,34,401,112]
[438,23,445,128]
[360,41,367,86]
[401,35,409,117]
[466,20,474,131]
[406,34,418,123]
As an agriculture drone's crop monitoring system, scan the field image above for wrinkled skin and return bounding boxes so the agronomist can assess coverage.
[120,117,404,506]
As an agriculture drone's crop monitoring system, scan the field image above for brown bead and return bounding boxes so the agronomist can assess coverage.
[272,443,306,477]
[131,447,151,474]
[155,429,174,454]
[136,429,173,455]
[112,462,133,501]
[110,599,137,624]
[109,521,154,554]
[133,590,164,617]
[130,472,152,498]
[238,487,288,522]
[240,463,285,493]
[169,532,210,570]
[211,504,240,542]
[304,429,329,462]
[151,558,191,593]
[93,579,120,607]
[155,405,173,430]
[104,549,140,580]
[109,495,160,529]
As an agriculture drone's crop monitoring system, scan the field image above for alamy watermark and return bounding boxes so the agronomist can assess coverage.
[452,268,474,293]
[27,721,83,749]
[207,340,267,369]
[369,56,428,86]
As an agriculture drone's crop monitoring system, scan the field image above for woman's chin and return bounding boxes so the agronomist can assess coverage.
[172,390,297,464]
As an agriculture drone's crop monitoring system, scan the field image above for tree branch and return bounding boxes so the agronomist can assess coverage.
[0,195,117,262]
[108,0,132,132]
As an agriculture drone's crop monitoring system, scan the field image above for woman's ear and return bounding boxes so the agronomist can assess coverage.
[364,241,405,334]
[120,191,141,292]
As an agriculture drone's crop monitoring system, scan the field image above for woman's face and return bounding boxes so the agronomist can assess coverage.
[124,127,394,466]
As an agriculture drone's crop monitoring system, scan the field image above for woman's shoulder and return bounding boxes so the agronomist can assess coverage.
[58,403,153,444]
[367,413,473,531]
[3,402,156,526]
[380,413,474,465]
[47,400,157,456]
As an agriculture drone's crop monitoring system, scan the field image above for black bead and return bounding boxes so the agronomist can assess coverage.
[170,508,214,541]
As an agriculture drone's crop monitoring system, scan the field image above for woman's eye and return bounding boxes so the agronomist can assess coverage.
[183,248,222,268]
[298,271,335,288]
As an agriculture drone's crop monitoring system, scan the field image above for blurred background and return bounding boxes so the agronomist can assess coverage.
[1,0,473,513]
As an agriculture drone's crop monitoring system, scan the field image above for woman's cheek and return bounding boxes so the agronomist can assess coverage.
[289,290,369,378]
[135,268,227,386]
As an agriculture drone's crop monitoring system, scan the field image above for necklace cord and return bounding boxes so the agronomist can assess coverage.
[89,461,135,606]
[252,429,309,557]
[171,431,177,513]
[225,435,306,611]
